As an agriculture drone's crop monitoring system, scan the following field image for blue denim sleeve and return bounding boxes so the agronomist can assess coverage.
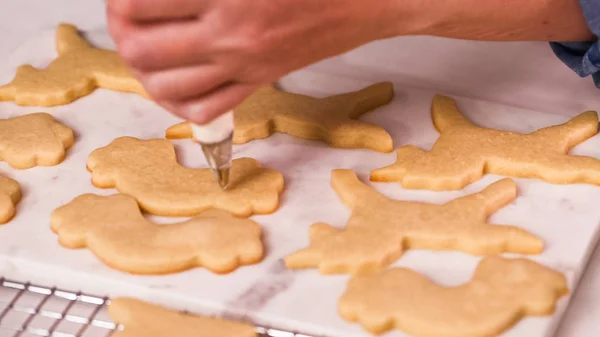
[550,0,600,87]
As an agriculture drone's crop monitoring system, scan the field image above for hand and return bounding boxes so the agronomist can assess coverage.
[106,0,403,124]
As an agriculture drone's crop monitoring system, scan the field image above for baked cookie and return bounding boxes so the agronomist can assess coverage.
[0,175,21,224]
[166,83,394,152]
[371,95,600,190]
[87,137,284,217]
[285,170,542,274]
[0,23,147,106]
[0,113,74,169]
[339,256,568,337]
[108,298,256,337]
[51,193,263,274]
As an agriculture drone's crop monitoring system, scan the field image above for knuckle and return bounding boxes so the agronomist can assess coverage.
[189,30,207,50]
[241,33,270,57]
[228,21,272,57]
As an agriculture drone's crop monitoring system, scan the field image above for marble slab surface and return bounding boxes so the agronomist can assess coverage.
[2,2,600,337]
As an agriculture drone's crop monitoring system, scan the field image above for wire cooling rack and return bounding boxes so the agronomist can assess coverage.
[0,278,316,337]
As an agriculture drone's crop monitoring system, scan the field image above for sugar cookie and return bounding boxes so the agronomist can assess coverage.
[51,193,263,274]
[108,298,256,337]
[0,23,147,106]
[285,170,542,274]
[339,256,568,336]
[166,83,394,152]
[0,113,74,169]
[87,137,284,217]
[371,95,600,190]
[0,175,20,224]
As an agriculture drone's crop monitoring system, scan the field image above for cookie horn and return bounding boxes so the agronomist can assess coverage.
[56,23,92,55]
[431,95,475,133]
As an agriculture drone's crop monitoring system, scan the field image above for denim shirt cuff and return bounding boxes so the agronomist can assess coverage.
[550,0,600,87]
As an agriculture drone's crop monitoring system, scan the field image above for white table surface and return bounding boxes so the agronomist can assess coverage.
[1,1,600,336]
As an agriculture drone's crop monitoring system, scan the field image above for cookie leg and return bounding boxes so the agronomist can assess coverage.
[0,82,15,102]
[475,178,517,215]
[372,146,484,190]
[530,154,600,185]
[330,82,394,118]
[326,120,394,152]
[332,169,384,208]
[370,145,421,183]
[532,110,598,150]
[460,225,544,255]
[285,223,403,274]
[285,222,340,270]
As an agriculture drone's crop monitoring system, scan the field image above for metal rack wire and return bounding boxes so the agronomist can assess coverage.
[0,278,315,337]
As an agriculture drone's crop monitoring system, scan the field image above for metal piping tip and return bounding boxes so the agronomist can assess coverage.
[216,167,230,190]
[198,134,233,191]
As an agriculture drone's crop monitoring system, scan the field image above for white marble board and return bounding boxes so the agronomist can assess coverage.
[1,26,600,337]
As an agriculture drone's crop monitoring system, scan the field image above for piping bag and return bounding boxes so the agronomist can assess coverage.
[190,110,234,189]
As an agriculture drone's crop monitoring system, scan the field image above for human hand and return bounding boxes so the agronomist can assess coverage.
[106,0,403,124]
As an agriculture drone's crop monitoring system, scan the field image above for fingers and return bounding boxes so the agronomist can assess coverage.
[105,0,262,126]
[160,83,256,124]
[108,18,209,71]
[107,0,205,21]
[142,65,232,101]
